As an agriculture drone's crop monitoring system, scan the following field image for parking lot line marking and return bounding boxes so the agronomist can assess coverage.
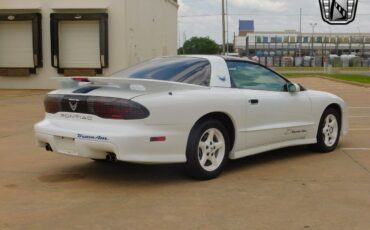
[341,148,370,151]
[349,107,370,109]
[349,128,370,131]
[342,151,370,176]
[349,116,370,118]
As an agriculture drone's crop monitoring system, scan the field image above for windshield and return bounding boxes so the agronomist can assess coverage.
[111,57,211,86]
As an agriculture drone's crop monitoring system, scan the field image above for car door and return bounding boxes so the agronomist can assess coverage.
[227,61,314,151]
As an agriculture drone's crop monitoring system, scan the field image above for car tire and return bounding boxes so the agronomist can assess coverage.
[310,107,341,153]
[185,119,230,180]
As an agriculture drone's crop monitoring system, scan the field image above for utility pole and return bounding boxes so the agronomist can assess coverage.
[226,0,229,55]
[328,26,332,57]
[183,32,187,55]
[309,23,317,57]
[299,8,302,57]
[358,27,365,58]
[178,31,181,54]
[178,22,181,54]
[222,0,226,55]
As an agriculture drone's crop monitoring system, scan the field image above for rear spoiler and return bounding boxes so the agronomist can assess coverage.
[57,77,208,92]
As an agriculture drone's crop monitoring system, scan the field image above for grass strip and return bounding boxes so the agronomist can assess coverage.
[281,73,370,85]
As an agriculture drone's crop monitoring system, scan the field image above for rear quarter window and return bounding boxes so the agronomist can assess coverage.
[113,57,211,86]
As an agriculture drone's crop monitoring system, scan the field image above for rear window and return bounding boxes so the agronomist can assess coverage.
[111,57,211,86]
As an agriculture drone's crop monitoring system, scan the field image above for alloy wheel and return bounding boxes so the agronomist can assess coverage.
[197,128,226,172]
[322,114,339,147]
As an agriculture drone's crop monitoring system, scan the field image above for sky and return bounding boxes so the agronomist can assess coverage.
[178,0,370,46]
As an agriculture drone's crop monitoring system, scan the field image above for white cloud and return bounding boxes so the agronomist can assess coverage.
[178,0,370,45]
[230,0,286,12]
[178,0,190,14]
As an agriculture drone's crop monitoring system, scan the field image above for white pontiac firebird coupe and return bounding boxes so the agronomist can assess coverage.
[35,56,348,180]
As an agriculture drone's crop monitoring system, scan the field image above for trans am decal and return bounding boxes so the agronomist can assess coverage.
[77,134,109,142]
[284,128,308,139]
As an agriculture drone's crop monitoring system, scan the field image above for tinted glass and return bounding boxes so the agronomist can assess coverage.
[112,57,211,86]
[227,61,287,91]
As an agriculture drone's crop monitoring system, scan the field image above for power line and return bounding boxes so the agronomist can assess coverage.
[179,13,370,18]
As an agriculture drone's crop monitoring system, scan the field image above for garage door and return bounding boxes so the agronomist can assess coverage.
[0,21,34,68]
[59,20,101,68]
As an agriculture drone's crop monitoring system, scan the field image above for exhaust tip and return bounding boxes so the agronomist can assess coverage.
[106,152,117,162]
[45,144,53,152]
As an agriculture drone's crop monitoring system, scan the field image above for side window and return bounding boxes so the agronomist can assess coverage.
[116,57,211,86]
[227,61,287,91]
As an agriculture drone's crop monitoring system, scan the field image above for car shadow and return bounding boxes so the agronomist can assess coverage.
[56,161,189,184]
[52,146,314,184]
[226,145,313,173]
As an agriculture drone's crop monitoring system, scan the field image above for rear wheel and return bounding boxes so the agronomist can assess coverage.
[310,108,341,153]
[185,120,230,180]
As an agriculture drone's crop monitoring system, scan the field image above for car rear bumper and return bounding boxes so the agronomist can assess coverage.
[34,119,188,164]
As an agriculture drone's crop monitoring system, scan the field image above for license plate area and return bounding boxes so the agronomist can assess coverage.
[54,136,77,156]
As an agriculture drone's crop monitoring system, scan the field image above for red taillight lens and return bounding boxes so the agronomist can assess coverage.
[44,95,63,114]
[72,77,90,82]
[90,97,149,120]
[44,95,149,120]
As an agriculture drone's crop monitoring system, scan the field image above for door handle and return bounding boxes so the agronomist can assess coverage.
[249,99,259,105]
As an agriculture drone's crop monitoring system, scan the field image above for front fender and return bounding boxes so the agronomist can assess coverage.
[308,90,348,136]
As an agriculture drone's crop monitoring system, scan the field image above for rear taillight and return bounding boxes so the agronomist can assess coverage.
[44,95,149,120]
[89,97,149,120]
[72,77,90,83]
[44,95,63,114]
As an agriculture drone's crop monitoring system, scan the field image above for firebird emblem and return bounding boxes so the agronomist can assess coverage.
[319,0,359,25]
[68,99,79,112]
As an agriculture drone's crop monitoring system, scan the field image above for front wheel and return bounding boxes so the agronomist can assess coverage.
[310,108,341,153]
[185,120,230,180]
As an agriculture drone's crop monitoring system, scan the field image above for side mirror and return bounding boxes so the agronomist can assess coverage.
[287,83,301,93]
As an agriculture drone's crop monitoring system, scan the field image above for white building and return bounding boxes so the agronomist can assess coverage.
[0,0,178,89]
[234,30,370,57]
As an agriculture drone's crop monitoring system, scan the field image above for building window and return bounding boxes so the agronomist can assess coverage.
[0,13,42,76]
[50,13,108,76]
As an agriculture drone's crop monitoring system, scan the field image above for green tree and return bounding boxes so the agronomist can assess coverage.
[177,47,184,55]
[181,37,220,55]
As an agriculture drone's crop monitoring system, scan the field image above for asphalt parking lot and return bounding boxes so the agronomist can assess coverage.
[0,78,369,230]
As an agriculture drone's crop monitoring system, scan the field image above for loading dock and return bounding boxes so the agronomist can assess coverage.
[0,0,178,89]
[0,13,42,76]
[50,13,108,76]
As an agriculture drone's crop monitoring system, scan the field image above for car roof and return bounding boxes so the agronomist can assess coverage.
[221,56,255,63]
[165,55,257,64]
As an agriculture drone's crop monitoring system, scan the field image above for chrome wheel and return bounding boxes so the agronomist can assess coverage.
[322,114,339,147]
[197,128,226,172]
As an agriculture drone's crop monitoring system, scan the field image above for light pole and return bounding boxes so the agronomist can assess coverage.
[328,26,334,57]
[309,23,317,57]
[183,32,187,55]
[222,0,226,55]
[299,8,302,57]
[325,27,331,59]
[357,27,365,58]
